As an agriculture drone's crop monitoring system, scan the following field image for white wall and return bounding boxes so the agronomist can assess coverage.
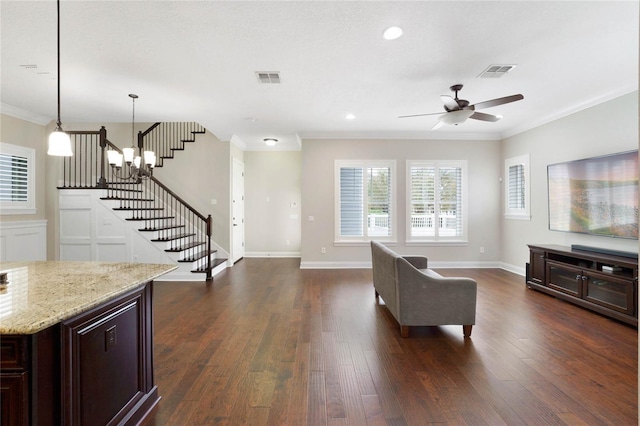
[300,138,502,267]
[244,151,302,256]
[501,91,639,273]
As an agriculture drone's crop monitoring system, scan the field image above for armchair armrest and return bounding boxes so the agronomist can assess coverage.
[402,256,428,269]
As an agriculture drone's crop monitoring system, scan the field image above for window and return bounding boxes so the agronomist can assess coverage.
[407,160,467,243]
[505,154,530,220]
[0,143,36,215]
[336,160,395,243]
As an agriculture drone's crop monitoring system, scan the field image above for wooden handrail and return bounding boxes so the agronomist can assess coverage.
[148,175,209,223]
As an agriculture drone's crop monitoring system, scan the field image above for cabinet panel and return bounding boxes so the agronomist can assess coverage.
[529,249,545,284]
[547,261,582,297]
[0,372,29,426]
[585,272,635,315]
[527,244,638,326]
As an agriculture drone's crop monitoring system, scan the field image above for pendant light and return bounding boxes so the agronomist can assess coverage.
[48,0,73,156]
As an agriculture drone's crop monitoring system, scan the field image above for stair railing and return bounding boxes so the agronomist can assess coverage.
[56,124,213,280]
[139,122,206,168]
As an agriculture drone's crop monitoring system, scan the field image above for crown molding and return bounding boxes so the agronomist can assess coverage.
[1,103,52,126]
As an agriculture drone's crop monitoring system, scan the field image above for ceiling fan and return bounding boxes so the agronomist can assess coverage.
[399,84,524,130]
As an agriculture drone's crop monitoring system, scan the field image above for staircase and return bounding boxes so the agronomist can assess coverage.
[58,122,225,280]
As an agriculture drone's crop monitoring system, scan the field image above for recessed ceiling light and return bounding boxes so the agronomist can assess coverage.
[346,113,356,120]
[264,138,278,146]
[383,26,403,40]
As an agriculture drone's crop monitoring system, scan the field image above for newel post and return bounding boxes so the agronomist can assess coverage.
[206,215,212,281]
[97,126,108,188]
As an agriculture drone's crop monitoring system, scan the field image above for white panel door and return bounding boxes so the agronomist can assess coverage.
[232,159,245,263]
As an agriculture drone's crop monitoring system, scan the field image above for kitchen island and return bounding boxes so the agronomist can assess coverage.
[0,261,176,426]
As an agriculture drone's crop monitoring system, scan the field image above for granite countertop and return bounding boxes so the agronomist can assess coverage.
[0,261,177,334]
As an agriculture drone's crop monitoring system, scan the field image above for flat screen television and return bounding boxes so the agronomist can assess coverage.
[547,150,638,239]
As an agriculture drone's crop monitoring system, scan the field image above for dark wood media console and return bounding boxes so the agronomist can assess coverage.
[527,244,638,326]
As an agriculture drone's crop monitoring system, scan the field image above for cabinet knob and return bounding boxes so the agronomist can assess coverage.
[576,274,582,280]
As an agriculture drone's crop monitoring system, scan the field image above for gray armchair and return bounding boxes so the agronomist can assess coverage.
[371,240,477,338]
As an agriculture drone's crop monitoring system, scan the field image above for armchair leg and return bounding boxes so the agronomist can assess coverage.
[400,326,409,338]
[463,325,473,338]
[375,290,379,299]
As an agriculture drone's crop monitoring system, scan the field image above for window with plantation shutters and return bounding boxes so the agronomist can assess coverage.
[0,143,35,214]
[336,160,395,242]
[408,161,466,242]
[505,154,530,220]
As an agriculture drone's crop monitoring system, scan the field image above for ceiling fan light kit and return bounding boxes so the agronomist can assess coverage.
[399,83,524,129]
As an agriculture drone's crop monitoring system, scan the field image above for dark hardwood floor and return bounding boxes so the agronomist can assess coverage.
[143,258,637,425]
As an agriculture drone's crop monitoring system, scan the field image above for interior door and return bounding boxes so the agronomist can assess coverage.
[232,159,245,263]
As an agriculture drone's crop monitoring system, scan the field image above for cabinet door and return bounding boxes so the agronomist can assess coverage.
[584,272,635,316]
[529,248,545,284]
[547,261,583,297]
[0,372,29,426]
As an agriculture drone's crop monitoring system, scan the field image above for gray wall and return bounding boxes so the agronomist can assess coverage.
[501,91,639,272]
[244,151,301,256]
[300,138,502,267]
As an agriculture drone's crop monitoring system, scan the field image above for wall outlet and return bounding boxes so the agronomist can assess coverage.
[480,247,485,254]
[133,255,139,262]
[321,247,326,254]
[286,240,290,245]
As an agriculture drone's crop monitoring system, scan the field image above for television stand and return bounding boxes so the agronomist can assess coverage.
[527,244,638,326]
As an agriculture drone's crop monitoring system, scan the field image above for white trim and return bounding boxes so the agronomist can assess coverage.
[406,159,468,243]
[0,143,36,215]
[405,241,469,247]
[1,103,52,125]
[245,251,301,258]
[504,153,531,220]
[334,159,397,243]
[0,220,47,261]
[300,261,371,269]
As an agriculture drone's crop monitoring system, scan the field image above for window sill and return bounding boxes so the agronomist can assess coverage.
[0,207,36,215]
[334,240,398,247]
[505,214,531,221]
[405,240,468,247]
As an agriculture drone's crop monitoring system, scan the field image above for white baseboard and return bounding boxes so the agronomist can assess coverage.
[245,251,301,258]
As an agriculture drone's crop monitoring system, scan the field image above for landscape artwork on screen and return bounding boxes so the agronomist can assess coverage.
[548,150,639,239]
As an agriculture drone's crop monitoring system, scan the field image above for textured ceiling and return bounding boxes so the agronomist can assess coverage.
[1,1,638,151]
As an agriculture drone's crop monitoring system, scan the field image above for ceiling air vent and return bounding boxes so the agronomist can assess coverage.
[478,64,517,78]
[256,72,281,84]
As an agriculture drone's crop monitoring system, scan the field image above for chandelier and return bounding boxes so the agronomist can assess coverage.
[107,94,156,180]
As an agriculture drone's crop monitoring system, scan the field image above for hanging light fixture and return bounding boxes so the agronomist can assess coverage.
[107,94,156,180]
[48,0,73,156]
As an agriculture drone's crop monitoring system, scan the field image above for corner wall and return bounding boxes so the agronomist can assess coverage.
[500,91,639,273]
[300,138,502,267]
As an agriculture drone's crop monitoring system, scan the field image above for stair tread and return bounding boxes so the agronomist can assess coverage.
[114,207,164,211]
[151,232,196,242]
[178,249,217,262]
[105,188,143,193]
[126,216,175,221]
[100,197,154,202]
[165,241,206,252]
[139,224,185,231]
[192,258,227,273]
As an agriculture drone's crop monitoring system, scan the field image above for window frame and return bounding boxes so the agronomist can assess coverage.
[406,160,468,246]
[504,154,531,220]
[334,159,396,245]
[0,142,36,215]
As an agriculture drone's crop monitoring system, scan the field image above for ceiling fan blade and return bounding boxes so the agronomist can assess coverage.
[431,121,444,130]
[469,111,501,122]
[441,95,460,111]
[398,112,443,119]
[471,94,524,110]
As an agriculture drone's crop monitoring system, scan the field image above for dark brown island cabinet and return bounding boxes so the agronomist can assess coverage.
[0,261,176,426]
[526,244,638,326]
